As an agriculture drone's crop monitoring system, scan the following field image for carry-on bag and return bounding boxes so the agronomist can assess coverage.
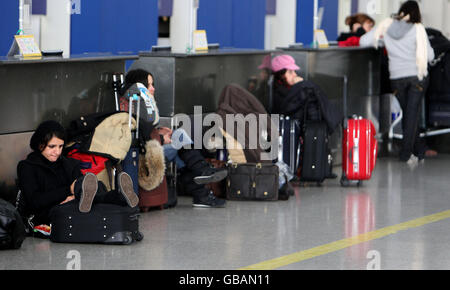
[279,115,302,175]
[49,200,143,245]
[340,76,378,186]
[428,102,450,127]
[0,198,26,250]
[121,94,141,195]
[299,98,329,184]
[341,116,378,186]
[138,130,169,211]
[226,163,279,201]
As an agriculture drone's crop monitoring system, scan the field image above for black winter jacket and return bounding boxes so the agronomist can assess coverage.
[272,80,342,134]
[17,152,82,225]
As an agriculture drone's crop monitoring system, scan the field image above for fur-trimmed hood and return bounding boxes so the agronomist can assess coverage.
[138,139,165,191]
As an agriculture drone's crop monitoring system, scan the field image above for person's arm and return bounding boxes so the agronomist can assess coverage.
[359,28,376,47]
[426,37,435,62]
[17,162,72,213]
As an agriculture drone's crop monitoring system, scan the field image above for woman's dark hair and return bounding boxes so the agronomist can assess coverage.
[397,0,422,23]
[30,120,66,152]
[121,69,154,95]
[273,69,288,87]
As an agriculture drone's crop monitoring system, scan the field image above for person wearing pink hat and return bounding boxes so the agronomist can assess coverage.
[270,54,342,134]
[271,54,303,88]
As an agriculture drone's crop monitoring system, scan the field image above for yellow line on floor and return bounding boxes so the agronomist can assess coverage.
[239,209,450,270]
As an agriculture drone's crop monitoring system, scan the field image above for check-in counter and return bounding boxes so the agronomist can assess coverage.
[128,49,274,120]
[279,45,383,165]
[0,53,137,201]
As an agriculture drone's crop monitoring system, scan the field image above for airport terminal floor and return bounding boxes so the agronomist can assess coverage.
[2,155,450,270]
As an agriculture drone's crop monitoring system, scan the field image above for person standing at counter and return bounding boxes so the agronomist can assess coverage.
[360,0,435,163]
[337,13,375,46]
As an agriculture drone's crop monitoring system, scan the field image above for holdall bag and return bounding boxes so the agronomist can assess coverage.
[49,200,143,245]
[226,163,279,201]
[0,198,26,250]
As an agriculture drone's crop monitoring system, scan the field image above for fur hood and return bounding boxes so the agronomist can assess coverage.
[138,139,166,191]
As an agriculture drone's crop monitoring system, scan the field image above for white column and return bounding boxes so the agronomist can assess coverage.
[338,0,352,34]
[265,0,297,49]
[40,0,71,56]
[170,0,198,52]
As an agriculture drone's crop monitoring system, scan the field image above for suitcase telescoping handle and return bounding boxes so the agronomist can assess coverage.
[112,73,124,111]
[342,75,348,129]
[129,93,140,139]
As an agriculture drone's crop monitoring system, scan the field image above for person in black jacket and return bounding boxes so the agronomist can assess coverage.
[271,55,342,134]
[16,120,139,228]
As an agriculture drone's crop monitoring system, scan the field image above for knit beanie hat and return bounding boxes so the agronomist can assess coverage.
[30,120,66,151]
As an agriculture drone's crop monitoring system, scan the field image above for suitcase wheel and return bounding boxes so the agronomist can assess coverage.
[134,231,144,242]
[340,176,350,187]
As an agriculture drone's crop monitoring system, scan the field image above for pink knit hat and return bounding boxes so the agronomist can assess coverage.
[271,55,300,72]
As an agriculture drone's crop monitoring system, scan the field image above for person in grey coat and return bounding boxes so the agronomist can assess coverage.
[360,1,435,163]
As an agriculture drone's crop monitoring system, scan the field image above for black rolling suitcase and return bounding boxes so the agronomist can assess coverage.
[428,102,450,127]
[299,99,329,184]
[49,200,143,245]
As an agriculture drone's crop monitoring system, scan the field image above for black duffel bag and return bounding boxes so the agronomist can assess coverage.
[0,198,26,250]
[226,163,279,201]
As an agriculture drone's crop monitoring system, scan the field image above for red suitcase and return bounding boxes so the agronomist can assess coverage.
[341,117,378,186]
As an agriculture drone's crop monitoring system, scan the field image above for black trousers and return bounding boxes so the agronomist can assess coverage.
[177,148,210,201]
[391,76,428,161]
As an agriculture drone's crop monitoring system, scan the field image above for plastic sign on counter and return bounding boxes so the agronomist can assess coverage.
[193,30,208,52]
[14,35,42,58]
[314,29,329,48]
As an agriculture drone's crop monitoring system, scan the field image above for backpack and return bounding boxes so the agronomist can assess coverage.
[66,146,111,176]
[65,144,116,191]
[0,198,26,250]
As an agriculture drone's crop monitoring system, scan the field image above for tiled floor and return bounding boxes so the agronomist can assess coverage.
[2,155,450,270]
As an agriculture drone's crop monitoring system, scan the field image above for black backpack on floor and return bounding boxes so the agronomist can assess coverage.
[0,198,26,250]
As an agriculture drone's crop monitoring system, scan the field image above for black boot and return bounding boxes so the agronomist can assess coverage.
[180,170,226,208]
[192,188,226,208]
[178,148,228,185]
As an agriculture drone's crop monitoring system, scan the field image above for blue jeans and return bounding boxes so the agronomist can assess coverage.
[163,128,193,169]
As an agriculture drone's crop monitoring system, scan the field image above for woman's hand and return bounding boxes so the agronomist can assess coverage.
[352,22,362,33]
[60,195,75,205]
[159,127,173,144]
[284,70,303,86]
[70,180,76,195]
